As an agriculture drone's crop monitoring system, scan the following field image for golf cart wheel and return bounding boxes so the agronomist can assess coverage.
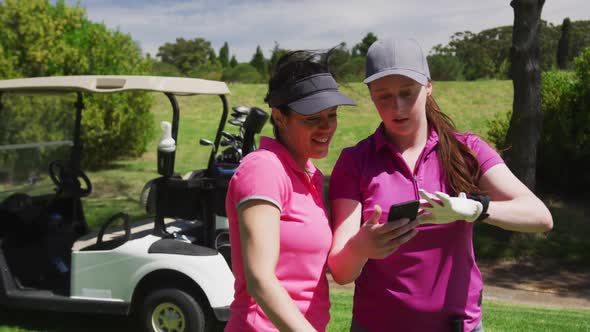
[141,288,206,332]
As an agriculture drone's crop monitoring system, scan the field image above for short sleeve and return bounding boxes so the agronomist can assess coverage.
[329,148,362,202]
[465,133,505,174]
[228,152,289,211]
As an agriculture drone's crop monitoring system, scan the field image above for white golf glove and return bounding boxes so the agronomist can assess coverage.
[417,189,483,224]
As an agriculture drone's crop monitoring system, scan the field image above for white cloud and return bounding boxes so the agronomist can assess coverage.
[66,0,589,61]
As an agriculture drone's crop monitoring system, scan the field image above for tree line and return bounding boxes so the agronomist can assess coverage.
[429,18,590,81]
[152,21,590,83]
[150,32,378,83]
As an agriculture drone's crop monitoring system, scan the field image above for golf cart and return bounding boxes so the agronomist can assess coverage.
[0,76,269,331]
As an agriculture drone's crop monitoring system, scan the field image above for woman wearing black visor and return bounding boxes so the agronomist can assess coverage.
[225,50,356,332]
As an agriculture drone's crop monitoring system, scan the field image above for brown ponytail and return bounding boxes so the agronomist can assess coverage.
[425,95,482,195]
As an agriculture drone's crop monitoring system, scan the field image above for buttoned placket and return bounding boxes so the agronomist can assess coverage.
[379,128,438,201]
[260,137,326,211]
[386,145,429,201]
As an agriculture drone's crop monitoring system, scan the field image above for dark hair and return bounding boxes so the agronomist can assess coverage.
[425,95,483,195]
[265,50,332,138]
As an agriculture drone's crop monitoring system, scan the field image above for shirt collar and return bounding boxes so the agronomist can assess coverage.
[259,136,318,175]
[373,122,440,155]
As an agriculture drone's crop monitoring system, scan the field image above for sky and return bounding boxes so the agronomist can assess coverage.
[61,0,590,62]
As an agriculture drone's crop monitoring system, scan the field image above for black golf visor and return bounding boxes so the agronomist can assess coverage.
[266,73,356,115]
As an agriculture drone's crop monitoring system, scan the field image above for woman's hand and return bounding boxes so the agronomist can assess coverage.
[328,200,419,285]
[350,205,420,259]
[417,189,483,224]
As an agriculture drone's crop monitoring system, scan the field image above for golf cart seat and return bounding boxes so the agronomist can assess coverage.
[72,213,202,251]
[0,194,68,290]
[0,193,42,236]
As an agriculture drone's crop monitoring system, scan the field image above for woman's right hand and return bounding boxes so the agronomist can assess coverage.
[350,205,420,259]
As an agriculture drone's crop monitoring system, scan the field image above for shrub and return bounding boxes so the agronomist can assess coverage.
[0,95,73,180]
[485,108,512,151]
[0,0,155,169]
[487,48,590,193]
[221,64,262,83]
[81,93,154,169]
[189,61,223,81]
[428,54,464,81]
[149,60,183,77]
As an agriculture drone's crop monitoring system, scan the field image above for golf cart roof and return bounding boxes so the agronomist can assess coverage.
[0,75,230,96]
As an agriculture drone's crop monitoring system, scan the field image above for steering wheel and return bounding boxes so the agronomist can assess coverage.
[49,160,92,197]
[97,212,131,245]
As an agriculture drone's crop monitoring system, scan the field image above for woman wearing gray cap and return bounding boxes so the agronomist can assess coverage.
[328,38,552,332]
[224,50,356,332]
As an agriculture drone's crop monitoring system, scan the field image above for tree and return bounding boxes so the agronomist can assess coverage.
[0,0,85,77]
[504,0,545,190]
[149,60,183,77]
[250,45,266,78]
[352,32,377,57]
[229,55,238,67]
[557,18,571,69]
[537,21,560,72]
[157,37,217,76]
[0,44,18,79]
[221,63,261,83]
[219,41,229,68]
[568,21,590,65]
[427,54,464,81]
[268,42,289,73]
[0,0,154,169]
[446,28,513,80]
[489,50,590,193]
[325,42,352,80]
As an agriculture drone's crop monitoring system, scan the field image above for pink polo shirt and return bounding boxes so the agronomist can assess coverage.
[225,137,332,332]
[330,125,504,332]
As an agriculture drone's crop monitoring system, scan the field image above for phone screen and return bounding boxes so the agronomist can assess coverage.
[387,200,420,222]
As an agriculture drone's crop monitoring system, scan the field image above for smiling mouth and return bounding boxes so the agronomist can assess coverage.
[312,137,330,144]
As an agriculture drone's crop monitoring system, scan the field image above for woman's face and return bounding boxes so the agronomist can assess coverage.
[273,107,338,167]
[369,75,431,139]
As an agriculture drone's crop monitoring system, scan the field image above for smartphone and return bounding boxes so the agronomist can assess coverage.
[388,200,420,222]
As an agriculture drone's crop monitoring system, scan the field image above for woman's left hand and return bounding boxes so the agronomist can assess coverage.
[417,189,483,224]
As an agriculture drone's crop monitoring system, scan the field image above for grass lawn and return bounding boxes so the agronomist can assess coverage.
[1,288,588,331]
[327,289,590,332]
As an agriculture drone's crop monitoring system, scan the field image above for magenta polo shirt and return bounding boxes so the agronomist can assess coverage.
[330,125,504,332]
[225,137,332,332]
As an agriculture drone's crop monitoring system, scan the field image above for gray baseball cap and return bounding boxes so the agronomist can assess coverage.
[364,38,431,86]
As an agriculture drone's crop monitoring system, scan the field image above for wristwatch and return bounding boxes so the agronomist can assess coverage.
[467,193,490,222]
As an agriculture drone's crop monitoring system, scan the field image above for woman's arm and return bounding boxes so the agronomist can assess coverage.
[479,164,553,233]
[239,200,316,332]
[328,199,419,285]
